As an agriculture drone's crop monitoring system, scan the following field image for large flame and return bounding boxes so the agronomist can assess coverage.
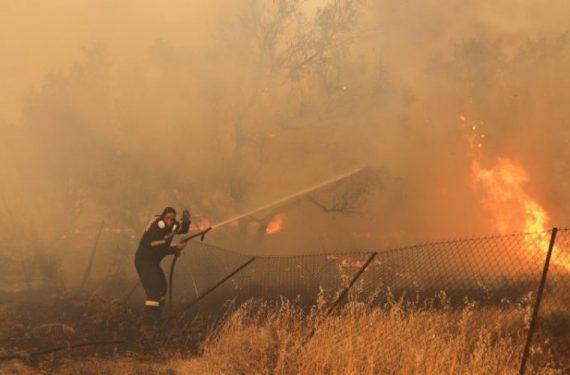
[471,158,547,235]
[265,214,286,235]
[461,115,568,270]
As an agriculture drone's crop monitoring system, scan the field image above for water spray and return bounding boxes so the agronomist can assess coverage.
[166,165,365,315]
[176,165,365,244]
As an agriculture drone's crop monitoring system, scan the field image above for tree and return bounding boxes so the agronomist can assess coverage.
[195,0,389,239]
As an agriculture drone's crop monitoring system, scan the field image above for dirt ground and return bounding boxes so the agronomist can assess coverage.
[1,289,568,374]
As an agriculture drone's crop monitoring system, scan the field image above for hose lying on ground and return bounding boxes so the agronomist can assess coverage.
[0,339,125,361]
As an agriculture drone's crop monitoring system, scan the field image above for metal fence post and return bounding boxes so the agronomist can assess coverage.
[79,221,105,290]
[121,281,139,302]
[176,257,256,318]
[326,252,378,315]
[306,252,377,340]
[519,227,558,375]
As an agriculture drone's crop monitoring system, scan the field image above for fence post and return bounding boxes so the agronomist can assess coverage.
[79,221,105,290]
[176,257,256,318]
[306,252,377,340]
[121,281,139,302]
[327,252,378,315]
[519,227,558,375]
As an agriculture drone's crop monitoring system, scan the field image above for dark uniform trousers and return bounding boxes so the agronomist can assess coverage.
[135,218,189,320]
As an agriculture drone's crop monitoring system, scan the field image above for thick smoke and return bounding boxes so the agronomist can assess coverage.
[0,0,568,288]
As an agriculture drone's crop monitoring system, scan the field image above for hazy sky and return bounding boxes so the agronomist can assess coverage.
[2,0,569,122]
[1,1,233,123]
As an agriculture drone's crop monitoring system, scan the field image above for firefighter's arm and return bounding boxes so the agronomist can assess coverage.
[155,239,183,256]
[168,243,185,258]
[163,241,186,257]
[145,221,169,249]
[166,223,189,253]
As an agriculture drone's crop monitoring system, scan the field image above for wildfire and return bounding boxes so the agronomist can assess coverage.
[460,115,569,270]
[196,218,211,231]
[470,158,546,234]
[265,214,286,235]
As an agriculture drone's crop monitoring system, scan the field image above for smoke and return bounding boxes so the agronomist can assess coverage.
[0,0,569,286]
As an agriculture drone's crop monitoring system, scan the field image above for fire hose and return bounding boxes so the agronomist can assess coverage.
[0,340,125,361]
[167,227,211,315]
[1,167,365,361]
[165,166,364,315]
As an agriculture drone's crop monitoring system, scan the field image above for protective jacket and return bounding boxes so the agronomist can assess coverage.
[135,216,190,318]
[136,218,189,261]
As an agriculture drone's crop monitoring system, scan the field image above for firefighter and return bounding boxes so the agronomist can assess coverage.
[135,206,191,321]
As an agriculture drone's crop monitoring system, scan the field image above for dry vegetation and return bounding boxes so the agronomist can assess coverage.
[1,1,569,374]
[1,292,566,374]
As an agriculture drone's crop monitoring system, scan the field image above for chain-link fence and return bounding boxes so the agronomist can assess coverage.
[162,228,568,373]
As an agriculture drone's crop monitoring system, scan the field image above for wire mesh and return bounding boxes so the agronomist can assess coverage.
[163,230,567,372]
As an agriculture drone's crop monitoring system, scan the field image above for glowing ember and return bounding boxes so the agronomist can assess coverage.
[196,218,211,231]
[460,115,569,270]
[326,255,381,268]
[265,214,286,235]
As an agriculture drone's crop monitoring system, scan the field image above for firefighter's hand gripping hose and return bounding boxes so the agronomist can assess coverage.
[167,227,212,316]
[165,166,363,317]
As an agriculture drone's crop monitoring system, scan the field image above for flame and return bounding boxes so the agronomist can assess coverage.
[471,158,542,234]
[196,218,211,231]
[461,115,569,270]
[265,214,286,235]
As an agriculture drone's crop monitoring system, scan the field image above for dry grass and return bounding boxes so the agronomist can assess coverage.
[2,293,565,374]
[182,295,563,374]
